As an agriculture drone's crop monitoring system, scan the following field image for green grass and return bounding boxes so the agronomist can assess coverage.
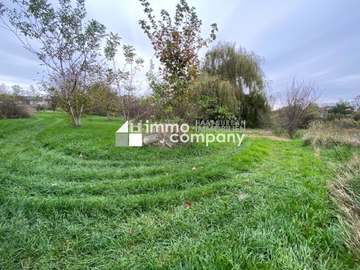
[0,112,358,269]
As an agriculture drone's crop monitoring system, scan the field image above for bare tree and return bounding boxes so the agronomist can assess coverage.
[104,33,144,120]
[353,95,360,111]
[282,80,318,138]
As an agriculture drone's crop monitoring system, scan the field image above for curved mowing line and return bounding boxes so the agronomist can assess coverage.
[2,179,246,218]
[3,168,233,197]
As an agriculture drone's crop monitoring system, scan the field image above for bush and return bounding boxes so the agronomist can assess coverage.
[0,94,33,119]
[271,103,320,138]
[330,118,360,129]
[301,103,321,128]
[132,96,156,121]
[353,112,360,122]
[87,84,119,118]
[36,104,48,112]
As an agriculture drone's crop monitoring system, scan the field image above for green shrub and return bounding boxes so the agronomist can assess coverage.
[353,112,360,122]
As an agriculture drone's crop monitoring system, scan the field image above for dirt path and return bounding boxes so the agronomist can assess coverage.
[247,134,290,142]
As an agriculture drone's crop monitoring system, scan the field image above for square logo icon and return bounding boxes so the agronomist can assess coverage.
[115,121,143,147]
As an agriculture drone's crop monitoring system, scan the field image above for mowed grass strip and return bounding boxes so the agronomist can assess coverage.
[0,112,358,269]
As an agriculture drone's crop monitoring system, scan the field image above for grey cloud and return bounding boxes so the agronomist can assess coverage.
[0,0,359,102]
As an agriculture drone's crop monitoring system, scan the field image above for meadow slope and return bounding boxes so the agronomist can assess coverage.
[0,113,358,269]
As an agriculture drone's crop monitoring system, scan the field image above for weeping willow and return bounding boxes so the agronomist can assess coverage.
[189,72,239,121]
[200,43,270,127]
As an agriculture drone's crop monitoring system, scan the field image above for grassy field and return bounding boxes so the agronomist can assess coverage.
[0,112,359,269]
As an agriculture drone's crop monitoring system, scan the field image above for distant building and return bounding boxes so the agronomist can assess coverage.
[319,106,331,119]
[20,96,51,109]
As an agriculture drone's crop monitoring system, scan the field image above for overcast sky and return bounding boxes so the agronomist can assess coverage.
[0,0,359,103]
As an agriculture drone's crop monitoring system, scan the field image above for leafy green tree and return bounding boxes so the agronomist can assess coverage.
[202,43,269,127]
[0,0,107,126]
[189,73,238,121]
[203,43,264,93]
[139,0,217,118]
[241,90,270,128]
[87,83,119,118]
[328,101,355,119]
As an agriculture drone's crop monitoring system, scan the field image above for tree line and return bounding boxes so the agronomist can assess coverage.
[0,0,270,127]
[0,0,359,137]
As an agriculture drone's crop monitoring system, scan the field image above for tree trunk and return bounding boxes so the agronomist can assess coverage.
[73,115,81,127]
[69,106,82,127]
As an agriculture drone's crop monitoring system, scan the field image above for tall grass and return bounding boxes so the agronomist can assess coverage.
[303,120,360,147]
[330,155,360,257]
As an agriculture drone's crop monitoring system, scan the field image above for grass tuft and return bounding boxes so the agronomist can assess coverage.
[330,155,360,257]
